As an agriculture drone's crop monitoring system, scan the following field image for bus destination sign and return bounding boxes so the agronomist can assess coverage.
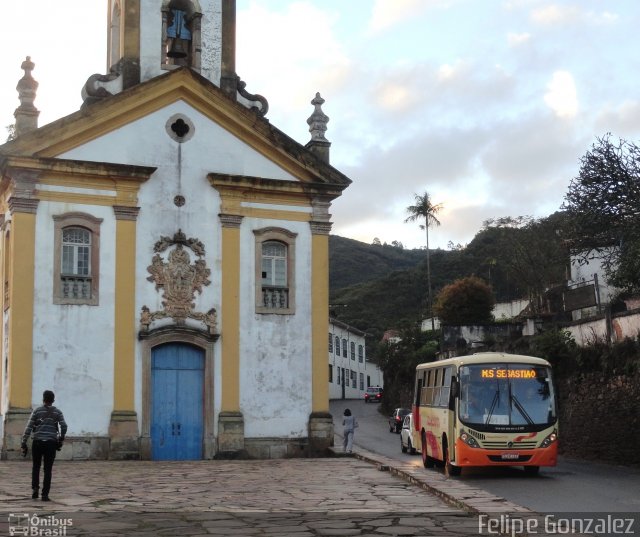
[481,369,537,379]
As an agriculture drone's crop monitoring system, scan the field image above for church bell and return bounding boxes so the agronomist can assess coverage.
[168,39,188,59]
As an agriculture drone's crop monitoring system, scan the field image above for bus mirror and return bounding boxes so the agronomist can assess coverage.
[451,379,460,398]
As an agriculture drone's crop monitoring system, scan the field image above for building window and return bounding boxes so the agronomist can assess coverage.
[351,370,357,389]
[350,341,356,360]
[342,339,347,358]
[254,227,297,314]
[337,368,340,385]
[329,364,333,383]
[359,373,364,391]
[328,333,333,353]
[335,336,340,356]
[53,213,102,305]
[358,345,364,363]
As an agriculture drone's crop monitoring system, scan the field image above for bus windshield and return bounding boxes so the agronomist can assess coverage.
[458,363,556,429]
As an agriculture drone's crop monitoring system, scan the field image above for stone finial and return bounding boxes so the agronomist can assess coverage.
[305,92,331,163]
[14,56,40,136]
[307,92,329,142]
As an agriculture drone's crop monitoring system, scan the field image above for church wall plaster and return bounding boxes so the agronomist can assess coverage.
[32,202,116,436]
[237,217,313,438]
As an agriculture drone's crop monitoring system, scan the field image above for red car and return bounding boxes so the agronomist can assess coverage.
[364,386,383,403]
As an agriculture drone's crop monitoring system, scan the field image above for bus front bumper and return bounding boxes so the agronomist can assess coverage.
[454,438,558,467]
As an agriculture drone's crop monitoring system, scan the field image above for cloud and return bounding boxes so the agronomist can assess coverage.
[586,10,619,25]
[594,101,640,138]
[368,0,452,33]
[530,5,581,25]
[507,32,531,46]
[544,71,578,118]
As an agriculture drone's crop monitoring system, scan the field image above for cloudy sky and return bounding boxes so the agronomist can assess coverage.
[1,1,639,249]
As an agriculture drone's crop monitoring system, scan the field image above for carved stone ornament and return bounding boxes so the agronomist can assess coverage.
[140,229,217,333]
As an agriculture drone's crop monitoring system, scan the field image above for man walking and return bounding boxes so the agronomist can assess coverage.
[21,390,67,501]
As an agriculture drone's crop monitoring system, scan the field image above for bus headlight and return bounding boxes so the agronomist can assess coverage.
[460,431,479,448]
[540,432,557,448]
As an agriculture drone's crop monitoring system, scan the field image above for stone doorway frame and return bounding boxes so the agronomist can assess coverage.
[139,327,217,459]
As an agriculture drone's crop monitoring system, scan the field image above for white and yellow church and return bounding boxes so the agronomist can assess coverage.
[0,0,350,460]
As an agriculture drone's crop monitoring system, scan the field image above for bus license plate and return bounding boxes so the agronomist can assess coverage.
[501,452,520,460]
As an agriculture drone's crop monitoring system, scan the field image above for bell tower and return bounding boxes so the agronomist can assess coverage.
[106,0,222,87]
[84,1,266,113]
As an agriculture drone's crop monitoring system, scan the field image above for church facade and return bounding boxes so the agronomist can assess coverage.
[0,0,350,460]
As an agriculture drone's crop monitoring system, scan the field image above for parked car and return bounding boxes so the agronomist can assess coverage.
[364,386,383,403]
[389,407,411,433]
[400,414,417,454]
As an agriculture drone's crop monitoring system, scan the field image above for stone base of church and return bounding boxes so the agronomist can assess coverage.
[108,410,140,460]
[1,407,33,460]
[307,411,334,456]
[3,408,334,460]
[244,437,309,459]
[56,437,110,460]
[216,411,245,454]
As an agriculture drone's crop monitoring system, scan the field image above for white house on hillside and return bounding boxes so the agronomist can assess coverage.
[329,319,382,400]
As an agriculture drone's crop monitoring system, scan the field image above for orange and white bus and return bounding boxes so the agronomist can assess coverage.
[412,352,558,476]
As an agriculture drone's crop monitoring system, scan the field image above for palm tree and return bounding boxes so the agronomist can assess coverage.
[405,192,443,330]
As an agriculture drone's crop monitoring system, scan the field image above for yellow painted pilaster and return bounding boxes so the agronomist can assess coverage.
[113,207,139,411]
[7,200,38,408]
[311,225,330,413]
[219,214,242,412]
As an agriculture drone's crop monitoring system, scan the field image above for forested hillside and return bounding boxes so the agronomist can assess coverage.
[328,235,425,290]
[329,213,568,341]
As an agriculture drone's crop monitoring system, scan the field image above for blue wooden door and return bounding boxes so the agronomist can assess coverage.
[151,343,204,460]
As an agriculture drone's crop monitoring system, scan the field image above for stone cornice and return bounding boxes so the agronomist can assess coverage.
[0,155,156,184]
[113,205,141,221]
[8,197,39,214]
[219,214,244,228]
[309,221,332,235]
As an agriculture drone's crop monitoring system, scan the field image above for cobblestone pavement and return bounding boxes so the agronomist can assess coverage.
[0,457,484,536]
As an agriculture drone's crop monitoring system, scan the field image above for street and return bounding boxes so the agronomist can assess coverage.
[330,399,640,513]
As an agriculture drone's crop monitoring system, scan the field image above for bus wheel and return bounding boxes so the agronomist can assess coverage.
[443,441,461,477]
[524,466,540,476]
[421,433,435,468]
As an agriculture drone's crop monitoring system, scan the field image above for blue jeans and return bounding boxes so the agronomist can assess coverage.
[31,440,57,496]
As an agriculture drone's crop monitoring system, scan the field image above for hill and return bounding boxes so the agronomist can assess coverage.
[329,235,425,290]
[328,214,569,341]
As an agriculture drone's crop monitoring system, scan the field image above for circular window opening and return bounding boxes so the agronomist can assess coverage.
[165,114,195,143]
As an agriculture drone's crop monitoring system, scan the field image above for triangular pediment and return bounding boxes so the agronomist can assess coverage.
[0,68,350,189]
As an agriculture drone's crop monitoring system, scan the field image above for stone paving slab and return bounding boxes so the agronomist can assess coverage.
[338,440,532,514]
[0,449,594,536]
[0,458,483,536]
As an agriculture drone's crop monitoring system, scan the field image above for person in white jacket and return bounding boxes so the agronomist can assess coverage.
[342,408,358,453]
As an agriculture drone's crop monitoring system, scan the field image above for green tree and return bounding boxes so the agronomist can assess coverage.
[374,325,438,411]
[405,191,443,330]
[434,276,495,325]
[562,134,640,294]
[478,214,568,310]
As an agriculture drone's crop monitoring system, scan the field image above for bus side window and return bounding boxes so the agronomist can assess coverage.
[424,370,432,406]
[415,378,423,408]
[433,369,441,407]
[441,367,452,408]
